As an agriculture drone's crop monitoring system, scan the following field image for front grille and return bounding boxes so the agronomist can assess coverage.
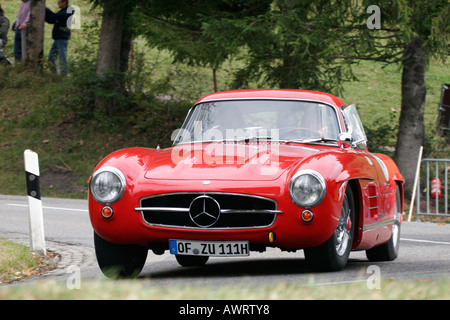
[136,193,282,229]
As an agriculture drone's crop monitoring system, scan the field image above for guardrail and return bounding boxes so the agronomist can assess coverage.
[416,158,449,221]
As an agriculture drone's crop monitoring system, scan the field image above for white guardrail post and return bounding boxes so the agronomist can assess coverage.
[24,149,46,256]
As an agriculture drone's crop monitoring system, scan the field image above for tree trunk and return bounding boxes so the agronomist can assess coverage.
[95,2,130,113]
[96,2,125,77]
[26,0,45,67]
[119,23,133,73]
[395,37,427,197]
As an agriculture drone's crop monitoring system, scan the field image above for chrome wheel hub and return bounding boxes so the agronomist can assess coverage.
[335,194,351,256]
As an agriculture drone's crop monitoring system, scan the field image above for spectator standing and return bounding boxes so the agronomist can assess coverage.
[13,0,30,62]
[45,0,73,75]
[0,4,10,49]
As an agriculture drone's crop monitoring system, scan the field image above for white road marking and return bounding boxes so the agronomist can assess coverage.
[7,203,88,213]
[401,238,450,245]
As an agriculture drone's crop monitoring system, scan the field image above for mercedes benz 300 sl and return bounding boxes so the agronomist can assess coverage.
[88,89,404,278]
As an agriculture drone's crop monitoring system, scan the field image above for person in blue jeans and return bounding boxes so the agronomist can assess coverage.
[12,0,30,62]
[45,0,73,75]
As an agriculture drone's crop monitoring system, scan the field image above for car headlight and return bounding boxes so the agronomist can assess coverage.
[289,169,326,208]
[89,167,126,205]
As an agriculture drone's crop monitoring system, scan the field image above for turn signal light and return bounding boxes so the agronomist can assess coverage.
[101,206,114,219]
[301,210,314,223]
[268,232,276,243]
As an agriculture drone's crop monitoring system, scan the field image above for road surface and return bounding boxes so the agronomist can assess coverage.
[1,194,449,287]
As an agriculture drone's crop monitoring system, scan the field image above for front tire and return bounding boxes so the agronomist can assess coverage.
[304,184,355,271]
[94,232,148,279]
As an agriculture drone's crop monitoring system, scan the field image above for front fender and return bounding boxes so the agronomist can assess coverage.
[285,150,378,243]
[89,147,158,182]
[88,147,158,244]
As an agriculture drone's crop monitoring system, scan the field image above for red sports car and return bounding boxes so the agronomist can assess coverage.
[88,89,404,278]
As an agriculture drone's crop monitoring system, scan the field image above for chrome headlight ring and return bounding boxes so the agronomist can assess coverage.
[289,169,326,208]
[89,166,126,205]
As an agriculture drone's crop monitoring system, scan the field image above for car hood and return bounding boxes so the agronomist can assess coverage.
[144,142,322,181]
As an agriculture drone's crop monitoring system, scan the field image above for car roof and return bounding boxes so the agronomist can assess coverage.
[196,89,345,108]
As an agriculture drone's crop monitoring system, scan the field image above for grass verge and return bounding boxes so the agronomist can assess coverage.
[0,276,449,300]
[0,239,38,283]
[0,238,59,284]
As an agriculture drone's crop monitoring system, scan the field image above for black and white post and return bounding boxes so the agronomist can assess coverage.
[24,149,46,256]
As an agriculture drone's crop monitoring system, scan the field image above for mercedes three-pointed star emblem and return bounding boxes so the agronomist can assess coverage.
[189,195,221,227]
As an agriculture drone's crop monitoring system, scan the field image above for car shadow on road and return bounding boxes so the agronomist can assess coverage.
[139,256,372,280]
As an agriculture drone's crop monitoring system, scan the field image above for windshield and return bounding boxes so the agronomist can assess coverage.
[173,100,340,145]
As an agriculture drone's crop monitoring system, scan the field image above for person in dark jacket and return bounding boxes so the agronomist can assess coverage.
[45,0,73,75]
[0,4,12,65]
[0,4,10,49]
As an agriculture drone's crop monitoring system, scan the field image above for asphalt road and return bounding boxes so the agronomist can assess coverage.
[1,194,449,287]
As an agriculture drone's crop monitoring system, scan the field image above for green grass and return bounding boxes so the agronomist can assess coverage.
[0,239,38,283]
[1,276,449,299]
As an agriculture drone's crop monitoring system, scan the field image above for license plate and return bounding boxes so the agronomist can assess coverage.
[169,239,250,257]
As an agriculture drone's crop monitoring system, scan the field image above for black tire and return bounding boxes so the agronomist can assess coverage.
[94,232,148,279]
[366,185,401,261]
[304,185,355,271]
[175,255,209,267]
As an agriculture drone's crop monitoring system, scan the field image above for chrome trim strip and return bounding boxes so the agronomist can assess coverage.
[135,207,283,215]
[220,209,283,215]
[363,219,395,231]
[135,207,189,213]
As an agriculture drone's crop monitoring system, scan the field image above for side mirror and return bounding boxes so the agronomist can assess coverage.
[339,132,352,142]
[338,132,352,149]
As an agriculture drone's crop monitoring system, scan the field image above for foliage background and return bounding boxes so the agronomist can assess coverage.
[0,0,448,199]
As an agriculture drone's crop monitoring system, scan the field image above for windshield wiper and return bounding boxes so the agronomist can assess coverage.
[226,136,274,143]
[284,137,338,145]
